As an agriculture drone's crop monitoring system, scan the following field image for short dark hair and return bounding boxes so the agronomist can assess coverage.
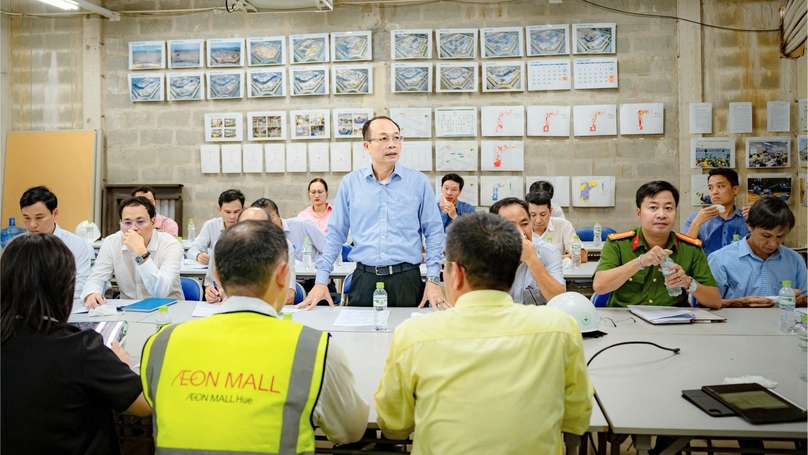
[1,234,75,343]
[707,168,740,188]
[218,189,245,208]
[362,116,400,140]
[525,191,552,210]
[445,213,522,292]
[635,181,679,208]
[251,198,279,215]
[489,197,530,219]
[214,220,289,297]
[131,186,156,198]
[529,181,554,199]
[308,178,328,193]
[118,196,155,220]
[441,173,465,191]
[19,186,57,212]
[746,196,795,231]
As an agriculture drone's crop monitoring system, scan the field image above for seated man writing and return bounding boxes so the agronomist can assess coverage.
[374,212,592,454]
[708,196,807,307]
[593,181,722,309]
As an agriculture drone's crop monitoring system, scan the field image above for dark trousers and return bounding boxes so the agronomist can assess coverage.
[348,266,424,307]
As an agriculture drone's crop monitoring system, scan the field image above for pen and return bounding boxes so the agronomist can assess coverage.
[213,281,222,302]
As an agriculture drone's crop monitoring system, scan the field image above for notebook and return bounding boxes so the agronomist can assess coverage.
[124,297,177,313]
[628,305,726,325]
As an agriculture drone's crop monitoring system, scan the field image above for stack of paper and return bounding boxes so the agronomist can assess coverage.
[628,305,726,325]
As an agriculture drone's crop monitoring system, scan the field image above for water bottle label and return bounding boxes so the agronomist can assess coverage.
[374,297,386,308]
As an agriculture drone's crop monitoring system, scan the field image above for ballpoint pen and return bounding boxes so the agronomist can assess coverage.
[213,280,222,302]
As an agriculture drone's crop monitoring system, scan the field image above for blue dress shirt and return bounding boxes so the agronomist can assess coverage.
[439,200,476,231]
[316,163,445,284]
[282,217,325,261]
[683,208,749,257]
[707,236,808,299]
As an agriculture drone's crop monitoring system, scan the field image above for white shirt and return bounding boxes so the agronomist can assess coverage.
[205,239,297,292]
[81,230,183,301]
[17,224,93,300]
[218,296,370,443]
[187,217,224,261]
[535,217,577,255]
[551,203,565,219]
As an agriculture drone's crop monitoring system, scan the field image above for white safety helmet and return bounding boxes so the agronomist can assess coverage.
[547,292,600,334]
[75,220,101,241]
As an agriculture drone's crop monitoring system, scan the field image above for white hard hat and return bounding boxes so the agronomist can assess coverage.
[547,292,600,334]
[75,220,101,241]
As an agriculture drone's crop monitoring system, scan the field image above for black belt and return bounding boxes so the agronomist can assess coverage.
[356,262,419,276]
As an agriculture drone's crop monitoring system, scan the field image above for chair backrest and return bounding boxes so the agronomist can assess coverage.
[590,292,610,307]
[576,226,617,242]
[343,272,354,294]
[341,244,352,262]
[180,277,203,301]
[294,282,306,304]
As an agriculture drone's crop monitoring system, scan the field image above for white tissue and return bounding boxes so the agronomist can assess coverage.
[713,204,726,214]
[723,375,778,389]
[88,305,118,317]
[562,257,572,269]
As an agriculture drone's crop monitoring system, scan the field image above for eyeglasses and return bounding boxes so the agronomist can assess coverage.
[120,219,149,228]
[366,136,403,144]
[309,190,326,195]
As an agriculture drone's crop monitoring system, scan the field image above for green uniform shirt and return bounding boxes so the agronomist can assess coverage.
[594,227,717,308]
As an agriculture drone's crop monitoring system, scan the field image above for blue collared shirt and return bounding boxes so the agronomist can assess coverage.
[683,208,749,257]
[283,217,325,261]
[439,200,477,231]
[510,234,566,304]
[707,236,808,298]
[316,163,444,284]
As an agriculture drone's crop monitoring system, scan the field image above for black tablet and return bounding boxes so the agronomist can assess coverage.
[702,383,807,425]
[682,389,736,417]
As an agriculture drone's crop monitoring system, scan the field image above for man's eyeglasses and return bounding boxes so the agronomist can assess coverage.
[366,136,403,144]
[120,219,149,229]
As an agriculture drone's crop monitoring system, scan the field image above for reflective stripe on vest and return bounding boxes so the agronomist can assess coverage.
[142,313,327,454]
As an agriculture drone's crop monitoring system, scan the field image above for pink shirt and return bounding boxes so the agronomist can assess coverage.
[154,213,179,238]
[297,204,332,233]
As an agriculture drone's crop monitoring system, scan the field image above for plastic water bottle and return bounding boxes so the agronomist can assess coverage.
[779,280,796,333]
[798,314,807,381]
[187,218,196,242]
[373,282,388,331]
[660,253,682,297]
[570,235,582,269]
[302,236,313,269]
[155,305,172,332]
[731,234,740,243]
[593,220,602,247]
[0,218,26,249]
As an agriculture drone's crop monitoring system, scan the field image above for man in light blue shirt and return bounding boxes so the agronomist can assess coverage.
[684,168,749,257]
[708,196,806,307]
[438,173,476,231]
[299,116,446,310]
[251,198,324,261]
[490,197,566,304]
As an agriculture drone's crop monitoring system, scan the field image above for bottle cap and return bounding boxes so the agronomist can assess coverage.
[158,305,168,313]
[733,234,739,239]
[783,280,792,287]
[178,236,183,241]
[573,235,580,240]
[664,252,670,257]
[304,236,310,241]
[9,217,15,225]
[376,282,384,289]
[595,220,600,223]
[282,312,293,320]
[547,237,553,242]
[189,218,194,222]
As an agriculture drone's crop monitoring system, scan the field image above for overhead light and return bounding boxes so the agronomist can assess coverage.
[38,0,80,10]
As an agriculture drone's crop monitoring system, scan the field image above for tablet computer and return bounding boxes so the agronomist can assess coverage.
[702,383,807,424]
[682,389,736,417]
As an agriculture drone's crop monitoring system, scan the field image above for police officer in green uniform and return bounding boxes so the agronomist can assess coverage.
[593,181,722,309]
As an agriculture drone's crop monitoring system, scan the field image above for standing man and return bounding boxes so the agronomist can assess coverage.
[142,220,369,452]
[131,186,179,238]
[187,189,245,265]
[374,213,592,454]
[683,169,749,256]
[438,173,476,231]
[18,186,93,301]
[490,197,566,304]
[708,196,807,307]
[81,197,183,308]
[593,181,722,309]
[299,116,446,309]
[251,198,325,261]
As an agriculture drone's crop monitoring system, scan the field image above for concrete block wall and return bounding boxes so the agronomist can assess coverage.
[101,0,683,235]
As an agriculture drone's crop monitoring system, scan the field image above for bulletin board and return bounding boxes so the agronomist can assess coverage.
[2,131,102,234]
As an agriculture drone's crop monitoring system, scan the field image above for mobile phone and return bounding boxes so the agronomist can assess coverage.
[702,383,807,425]
[70,321,128,348]
[682,389,736,417]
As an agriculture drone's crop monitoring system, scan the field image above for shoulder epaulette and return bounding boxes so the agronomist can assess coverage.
[675,232,702,247]
[607,231,635,241]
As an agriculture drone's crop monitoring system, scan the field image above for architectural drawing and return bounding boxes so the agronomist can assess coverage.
[248,37,285,66]
[572,104,617,136]
[332,31,372,61]
[437,29,477,59]
[571,176,615,207]
[332,65,372,94]
[391,29,432,60]
[482,61,524,92]
[481,141,524,171]
[168,40,203,69]
[129,74,164,101]
[207,71,244,99]
[480,176,523,206]
[572,23,616,54]
[526,106,571,137]
[291,34,329,63]
[167,72,203,101]
[481,106,525,137]
[481,27,524,58]
[619,103,664,135]
[435,141,478,171]
[527,24,569,56]
[248,69,284,97]
[392,63,432,93]
[207,39,244,67]
[130,41,165,70]
[290,66,328,96]
[437,63,477,92]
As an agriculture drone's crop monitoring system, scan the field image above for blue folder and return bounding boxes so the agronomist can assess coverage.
[124,297,177,313]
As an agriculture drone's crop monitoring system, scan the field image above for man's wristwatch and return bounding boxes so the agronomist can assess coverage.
[135,252,151,264]
[426,276,440,285]
[686,277,698,293]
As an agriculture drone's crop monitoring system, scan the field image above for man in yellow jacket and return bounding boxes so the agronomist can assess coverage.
[142,220,369,453]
